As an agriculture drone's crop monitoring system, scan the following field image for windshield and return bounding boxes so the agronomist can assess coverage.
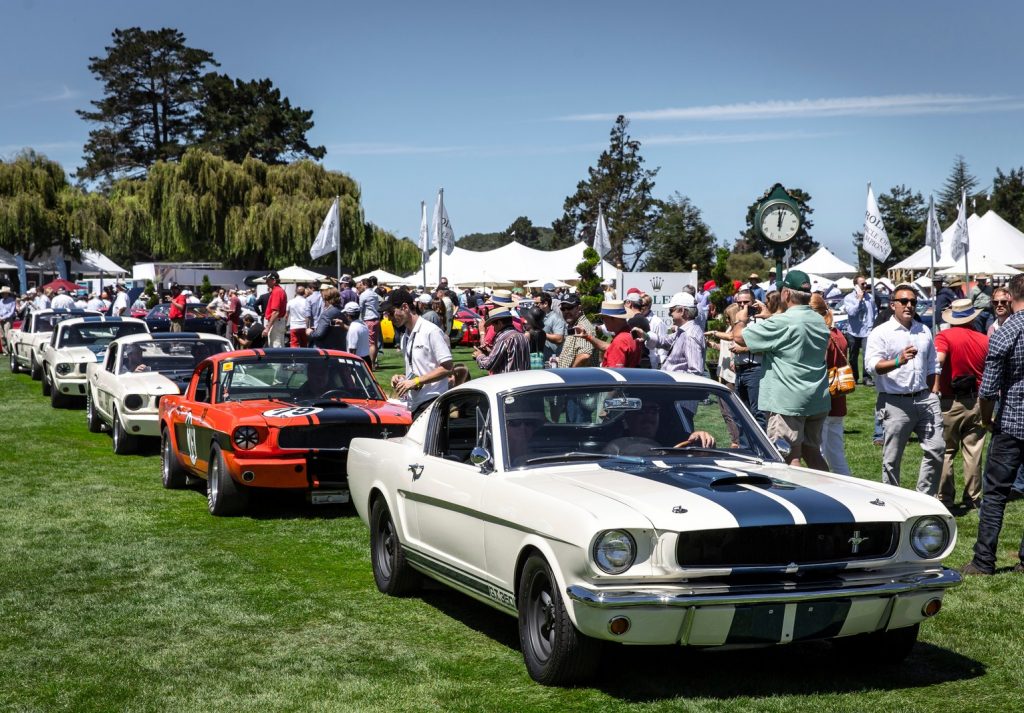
[149,304,211,319]
[119,339,230,375]
[216,355,384,403]
[501,385,777,468]
[58,322,148,349]
[34,312,90,333]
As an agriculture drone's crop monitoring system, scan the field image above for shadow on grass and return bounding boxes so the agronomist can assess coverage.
[180,483,358,521]
[419,587,984,700]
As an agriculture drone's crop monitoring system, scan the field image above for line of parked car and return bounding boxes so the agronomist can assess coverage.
[4,307,963,686]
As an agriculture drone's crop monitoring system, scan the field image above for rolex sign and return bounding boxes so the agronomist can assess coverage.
[619,271,699,322]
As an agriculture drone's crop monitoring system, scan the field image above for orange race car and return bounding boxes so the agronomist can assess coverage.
[159,348,412,515]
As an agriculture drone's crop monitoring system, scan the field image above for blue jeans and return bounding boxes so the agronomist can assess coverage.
[1014,464,1024,493]
[971,432,1024,571]
[734,366,766,430]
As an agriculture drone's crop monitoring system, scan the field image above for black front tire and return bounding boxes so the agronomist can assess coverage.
[161,427,187,489]
[86,389,103,433]
[207,444,247,516]
[370,497,420,595]
[517,554,601,686]
[832,623,919,664]
[41,367,52,396]
[9,350,20,374]
[111,409,138,455]
[30,354,41,380]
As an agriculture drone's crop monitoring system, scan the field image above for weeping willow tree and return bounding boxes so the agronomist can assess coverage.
[0,150,106,260]
[105,148,417,273]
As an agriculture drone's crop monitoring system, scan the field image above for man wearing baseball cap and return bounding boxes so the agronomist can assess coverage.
[646,292,704,375]
[730,269,831,471]
[261,271,288,347]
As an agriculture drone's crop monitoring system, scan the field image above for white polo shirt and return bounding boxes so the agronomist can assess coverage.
[287,295,310,330]
[400,316,453,410]
[865,317,938,394]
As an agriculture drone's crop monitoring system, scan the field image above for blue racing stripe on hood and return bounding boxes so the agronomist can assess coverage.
[549,368,620,385]
[598,461,795,527]
[750,478,856,524]
[613,368,678,384]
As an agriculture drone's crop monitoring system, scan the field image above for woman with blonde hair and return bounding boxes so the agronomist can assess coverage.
[810,293,851,475]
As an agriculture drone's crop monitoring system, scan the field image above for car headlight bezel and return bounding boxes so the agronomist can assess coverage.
[592,529,637,575]
[55,362,73,376]
[123,394,145,411]
[232,425,262,450]
[910,516,950,558]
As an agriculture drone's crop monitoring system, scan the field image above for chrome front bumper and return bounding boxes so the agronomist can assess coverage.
[567,568,962,609]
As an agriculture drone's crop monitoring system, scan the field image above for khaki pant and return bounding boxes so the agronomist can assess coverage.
[939,396,986,506]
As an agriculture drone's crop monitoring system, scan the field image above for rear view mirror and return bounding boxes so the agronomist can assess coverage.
[773,438,791,460]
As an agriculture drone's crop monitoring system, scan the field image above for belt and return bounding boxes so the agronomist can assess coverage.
[880,389,930,398]
[733,362,762,372]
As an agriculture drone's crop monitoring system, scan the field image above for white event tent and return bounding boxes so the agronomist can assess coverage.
[890,211,1024,272]
[37,246,128,276]
[937,255,1021,277]
[356,268,416,286]
[418,240,619,287]
[789,246,858,279]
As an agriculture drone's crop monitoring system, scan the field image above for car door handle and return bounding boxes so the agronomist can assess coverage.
[408,464,424,479]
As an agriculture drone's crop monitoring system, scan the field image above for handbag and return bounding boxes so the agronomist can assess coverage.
[827,333,856,396]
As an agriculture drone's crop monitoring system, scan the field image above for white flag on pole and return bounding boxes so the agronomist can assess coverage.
[951,189,970,261]
[593,204,611,259]
[419,201,430,264]
[310,197,340,260]
[925,197,942,262]
[432,189,455,256]
[862,184,892,262]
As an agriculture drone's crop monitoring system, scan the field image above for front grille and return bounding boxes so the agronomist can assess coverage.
[676,522,899,568]
[278,423,408,450]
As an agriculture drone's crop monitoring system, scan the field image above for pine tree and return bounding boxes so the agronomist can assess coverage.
[642,193,716,275]
[936,155,981,225]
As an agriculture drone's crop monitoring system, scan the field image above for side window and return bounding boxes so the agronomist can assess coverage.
[193,365,213,404]
[427,392,490,464]
[105,345,118,373]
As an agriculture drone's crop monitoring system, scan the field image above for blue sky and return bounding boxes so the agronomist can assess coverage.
[2,0,1023,264]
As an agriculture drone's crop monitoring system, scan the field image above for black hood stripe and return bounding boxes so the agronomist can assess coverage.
[549,368,620,385]
[752,478,855,524]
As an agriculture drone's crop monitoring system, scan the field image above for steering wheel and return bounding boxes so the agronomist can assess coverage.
[604,436,661,455]
[315,388,352,401]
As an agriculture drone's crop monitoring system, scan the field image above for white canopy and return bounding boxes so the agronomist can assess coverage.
[890,211,1024,271]
[937,254,1021,277]
[274,265,329,284]
[525,278,570,288]
[36,246,127,275]
[355,268,416,286]
[790,246,859,278]
[419,240,620,287]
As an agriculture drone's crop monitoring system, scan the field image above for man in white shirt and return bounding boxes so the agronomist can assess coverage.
[50,287,75,310]
[865,284,944,495]
[384,288,453,418]
[342,302,371,366]
[287,286,310,347]
[86,292,105,312]
[639,294,668,369]
[111,284,129,316]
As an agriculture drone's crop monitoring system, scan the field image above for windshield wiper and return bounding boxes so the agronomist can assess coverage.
[524,451,636,465]
[647,447,765,464]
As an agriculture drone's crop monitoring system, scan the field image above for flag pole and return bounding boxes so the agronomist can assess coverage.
[962,189,970,292]
[928,196,936,335]
[437,188,443,288]
[867,183,877,312]
[421,201,427,290]
[335,195,341,285]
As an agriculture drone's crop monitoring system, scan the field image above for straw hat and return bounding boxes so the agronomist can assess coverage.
[484,306,515,326]
[487,289,515,306]
[942,298,981,326]
[947,277,965,288]
[597,300,628,320]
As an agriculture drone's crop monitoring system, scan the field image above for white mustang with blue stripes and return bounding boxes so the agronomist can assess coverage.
[348,367,961,686]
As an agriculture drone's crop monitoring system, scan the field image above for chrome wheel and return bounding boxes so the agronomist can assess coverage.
[207,456,221,510]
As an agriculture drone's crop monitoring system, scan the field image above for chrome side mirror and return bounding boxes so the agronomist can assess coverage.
[773,437,791,460]
[470,446,493,473]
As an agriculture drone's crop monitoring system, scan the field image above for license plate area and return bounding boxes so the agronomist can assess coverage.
[309,490,349,505]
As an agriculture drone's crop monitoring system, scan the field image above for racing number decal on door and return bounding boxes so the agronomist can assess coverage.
[185,412,198,465]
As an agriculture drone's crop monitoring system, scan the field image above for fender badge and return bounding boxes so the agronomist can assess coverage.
[672,506,688,514]
[870,498,886,506]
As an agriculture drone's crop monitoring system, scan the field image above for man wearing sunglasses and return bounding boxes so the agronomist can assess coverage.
[987,287,1012,336]
[864,284,943,495]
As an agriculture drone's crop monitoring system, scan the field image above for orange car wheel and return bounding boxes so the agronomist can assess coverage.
[207,443,248,516]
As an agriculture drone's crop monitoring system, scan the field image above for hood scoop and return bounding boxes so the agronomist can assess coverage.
[665,466,775,490]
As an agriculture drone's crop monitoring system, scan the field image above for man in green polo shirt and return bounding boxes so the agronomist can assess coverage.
[729,269,831,471]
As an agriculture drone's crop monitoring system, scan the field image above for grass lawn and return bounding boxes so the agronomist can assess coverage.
[1,346,1022,712]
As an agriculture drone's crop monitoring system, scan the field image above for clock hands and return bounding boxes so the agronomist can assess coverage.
[777,208,783,230]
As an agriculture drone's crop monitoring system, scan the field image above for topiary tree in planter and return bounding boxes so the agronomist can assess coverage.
[576,246,603,319]
[200,274,214,303]
[143,279,159,309]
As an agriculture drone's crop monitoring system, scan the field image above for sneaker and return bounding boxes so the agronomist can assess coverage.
[1009,489,1024,501]
[960,561,994,576]
[872,438,883,447]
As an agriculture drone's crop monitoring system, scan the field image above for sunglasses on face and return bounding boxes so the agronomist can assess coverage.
[892,298,918,307]
[994,300,1011,306]
[734,300,752,306]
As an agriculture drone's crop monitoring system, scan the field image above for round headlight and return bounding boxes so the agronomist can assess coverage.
[55,362,73,376]
[123,394,144,410]
[910,516,949,558]
[593,530,637,574]
[233,426,262,450]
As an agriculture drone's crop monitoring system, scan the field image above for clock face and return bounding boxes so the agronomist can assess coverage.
[759,203,800,244]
